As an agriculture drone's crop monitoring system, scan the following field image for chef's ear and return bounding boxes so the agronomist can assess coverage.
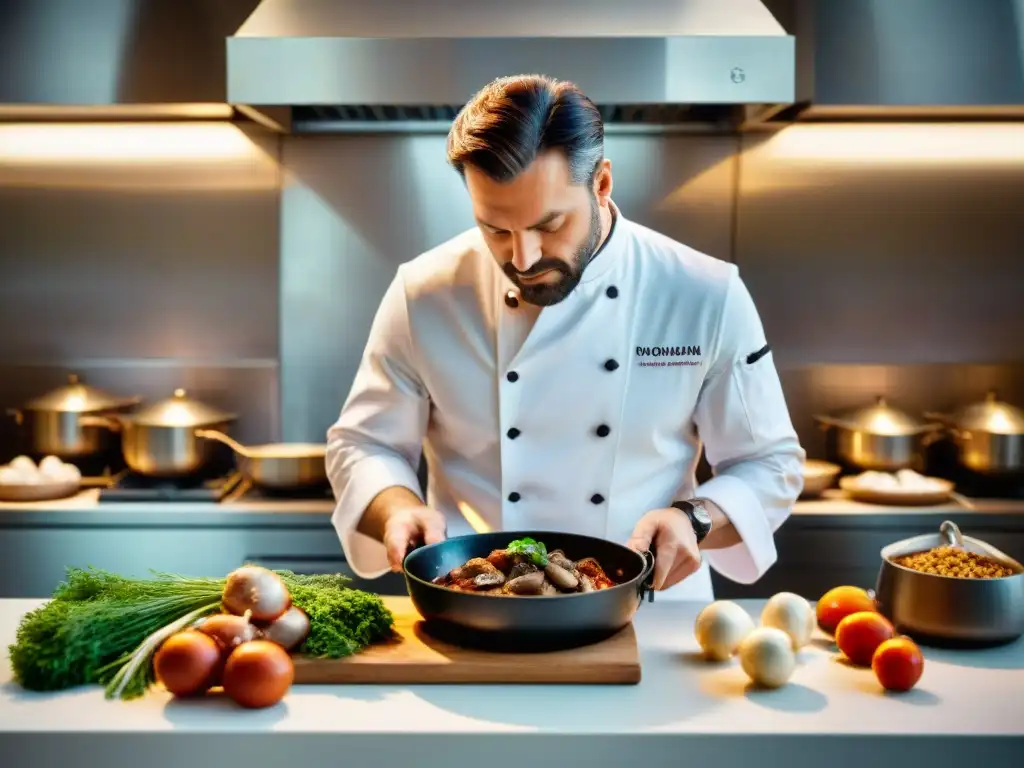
[592,159,613,205]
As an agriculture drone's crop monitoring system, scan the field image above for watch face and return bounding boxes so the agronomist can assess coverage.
[692,505,712,525]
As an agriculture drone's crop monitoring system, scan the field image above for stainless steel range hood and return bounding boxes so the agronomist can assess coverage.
[0,0,261,120]
[766,0,1024,122]
[227,0,796,132]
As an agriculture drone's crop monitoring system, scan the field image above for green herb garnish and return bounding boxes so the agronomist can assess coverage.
[506,537,549,567]
[8,567,394,700]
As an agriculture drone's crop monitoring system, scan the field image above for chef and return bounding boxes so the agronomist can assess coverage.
[326,74,805,600]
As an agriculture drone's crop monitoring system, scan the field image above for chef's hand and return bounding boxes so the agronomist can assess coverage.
[383,504,447,572]
[627,508,701,590]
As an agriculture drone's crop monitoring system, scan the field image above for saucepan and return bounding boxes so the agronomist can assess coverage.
[6,374,140,460]
[80,389,236,477]
[403,530,655,651]
[875,520,1024,647]
[194,429,328,490]
[924,391,1024,476]
[815,396,942,471]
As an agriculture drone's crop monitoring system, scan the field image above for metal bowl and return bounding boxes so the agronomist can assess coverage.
[403,530,655,652]
[875,520,1024,647]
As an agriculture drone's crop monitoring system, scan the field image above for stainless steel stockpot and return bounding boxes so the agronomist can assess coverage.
[82,389,235,476]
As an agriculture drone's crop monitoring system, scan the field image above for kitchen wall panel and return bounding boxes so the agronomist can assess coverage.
[0,121,283,455]
[279,133,739,441]
[778,362,1024,460]
[735,123,1024,367]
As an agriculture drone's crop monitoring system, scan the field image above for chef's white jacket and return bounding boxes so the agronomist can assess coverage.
[327,203,805,600]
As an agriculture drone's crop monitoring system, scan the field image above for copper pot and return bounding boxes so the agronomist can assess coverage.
[6,374,139,459]
[926,391,1024,475]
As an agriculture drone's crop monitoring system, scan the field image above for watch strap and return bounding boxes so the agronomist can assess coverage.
[671,499,712,544]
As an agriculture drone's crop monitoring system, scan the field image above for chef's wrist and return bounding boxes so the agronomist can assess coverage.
[671,497,738,549]
[357,486,425,542]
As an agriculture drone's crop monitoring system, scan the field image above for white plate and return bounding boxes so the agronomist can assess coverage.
[0,479,81,502]
[839,476,955,506]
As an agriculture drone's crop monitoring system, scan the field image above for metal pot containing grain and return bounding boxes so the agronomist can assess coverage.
[81,389,236,476]
[875,520,1024,646]
[815,396,941,471]
[194,429,327,490]
[6,374,140,459]
[925,391,1024,475]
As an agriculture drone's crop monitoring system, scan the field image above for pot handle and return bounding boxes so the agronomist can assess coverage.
[637,549,656,604]
[194,428,252,458]
[6,408,22,426]
[940,520,965,549]
[78,415,122,432]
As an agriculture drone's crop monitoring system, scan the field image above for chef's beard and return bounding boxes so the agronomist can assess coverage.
[503,195,603,307]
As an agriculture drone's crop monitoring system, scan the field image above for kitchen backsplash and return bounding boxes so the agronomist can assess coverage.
[1,120,1022,462]
[0,121,282,452]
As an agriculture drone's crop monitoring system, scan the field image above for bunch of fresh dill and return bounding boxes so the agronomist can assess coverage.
[8,567,395,700]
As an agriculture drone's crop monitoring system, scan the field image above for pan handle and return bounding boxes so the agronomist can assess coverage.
[194,428,252,458]
[637,549,656,604]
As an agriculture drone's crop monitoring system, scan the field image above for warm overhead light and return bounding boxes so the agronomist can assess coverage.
[760,123,1024,166]
[0,122,257,164]
[0,103,235,121]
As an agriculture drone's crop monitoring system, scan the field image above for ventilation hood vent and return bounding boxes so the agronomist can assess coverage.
[288,103,754,133]
[228,0,796,133]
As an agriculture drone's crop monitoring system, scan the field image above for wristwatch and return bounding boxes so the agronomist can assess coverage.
[671,499,713,544]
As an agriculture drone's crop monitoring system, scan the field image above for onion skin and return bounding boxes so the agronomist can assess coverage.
[258,606,310,652]
[195,612,260,655]
[153,631,222,697]
[222,566,291,622]
[222,640,294,709]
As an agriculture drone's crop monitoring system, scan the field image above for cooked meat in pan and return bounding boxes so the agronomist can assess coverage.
[431,537,617,596]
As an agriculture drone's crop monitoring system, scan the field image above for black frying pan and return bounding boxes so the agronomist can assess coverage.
[403,530,655,652]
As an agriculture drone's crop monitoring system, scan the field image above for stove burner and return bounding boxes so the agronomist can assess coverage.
[98,471,243,502]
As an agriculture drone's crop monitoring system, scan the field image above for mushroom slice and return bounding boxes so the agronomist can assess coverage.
[544,562,579,591]
[539,578,560,596]
[548,550,575,571]
[472,570,505,588]
[508,561,539,580]
[504,570,546,595]
[449,558,505,590]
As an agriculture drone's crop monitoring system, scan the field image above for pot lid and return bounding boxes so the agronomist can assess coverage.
[950,391,1024,435]
[830,396,932,436]
[130,389,235,427]
[23,374,130,413]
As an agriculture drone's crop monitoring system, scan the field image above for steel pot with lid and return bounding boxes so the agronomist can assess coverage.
[6,374,140,458]
[925,391,1024,475]
[81,389,236,476]
[815,396,942,471]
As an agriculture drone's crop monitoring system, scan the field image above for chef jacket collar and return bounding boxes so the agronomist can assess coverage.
[578,199,626,286]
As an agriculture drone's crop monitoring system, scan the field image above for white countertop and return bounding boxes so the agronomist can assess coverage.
[1,598,1021,768]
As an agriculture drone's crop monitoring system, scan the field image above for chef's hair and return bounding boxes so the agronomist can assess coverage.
[447,74,605,186]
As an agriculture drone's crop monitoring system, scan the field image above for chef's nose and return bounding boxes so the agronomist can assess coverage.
[510,231,542,273]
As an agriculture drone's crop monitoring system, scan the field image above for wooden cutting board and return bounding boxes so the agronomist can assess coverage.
[291,596,641,685]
